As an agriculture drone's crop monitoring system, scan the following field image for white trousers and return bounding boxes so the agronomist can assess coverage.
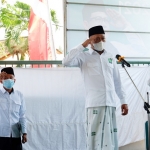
[86,106,118,150]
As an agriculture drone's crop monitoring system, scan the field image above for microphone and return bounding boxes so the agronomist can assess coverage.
[116,54,131,67]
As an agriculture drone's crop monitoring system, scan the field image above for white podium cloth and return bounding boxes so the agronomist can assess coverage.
[0,67,149,149]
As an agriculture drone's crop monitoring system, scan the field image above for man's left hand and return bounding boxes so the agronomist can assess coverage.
[22,133,27,143]
[121,104,128,115]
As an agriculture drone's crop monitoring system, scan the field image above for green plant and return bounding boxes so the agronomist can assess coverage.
[50,9,59,30]
[0,1,59,60]
[0,1,30,60]
[0,41,8,58]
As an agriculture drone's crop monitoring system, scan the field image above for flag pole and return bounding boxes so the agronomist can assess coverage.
[46,0,56,60]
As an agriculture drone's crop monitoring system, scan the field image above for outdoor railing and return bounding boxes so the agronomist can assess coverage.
[0,60,62,68]
[121,61,150,66]
[0,60,150,68]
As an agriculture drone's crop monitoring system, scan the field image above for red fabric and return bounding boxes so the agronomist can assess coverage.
[28,0,52,68]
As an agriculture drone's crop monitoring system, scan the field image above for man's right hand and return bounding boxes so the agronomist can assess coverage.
[121,104,128,115]
[82,39,91,48]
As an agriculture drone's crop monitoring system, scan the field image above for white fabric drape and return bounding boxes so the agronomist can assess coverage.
[0,67,149,149]
[116,67,149,146]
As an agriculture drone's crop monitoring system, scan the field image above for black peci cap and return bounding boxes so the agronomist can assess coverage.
[1,67,15,75]
[89,25,105,37]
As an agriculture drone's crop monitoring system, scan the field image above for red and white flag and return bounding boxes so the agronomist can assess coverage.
[28,0,55,67]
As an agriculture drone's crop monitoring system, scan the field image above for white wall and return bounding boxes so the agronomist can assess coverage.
[66,0,150,57]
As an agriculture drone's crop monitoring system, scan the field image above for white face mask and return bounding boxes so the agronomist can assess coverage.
[93,41,104,51]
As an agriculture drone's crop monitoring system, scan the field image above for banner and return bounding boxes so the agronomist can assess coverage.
[28,0,55,67]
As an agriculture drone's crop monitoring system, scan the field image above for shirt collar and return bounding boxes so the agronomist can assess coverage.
[1,87,14,94]
[1,87,6,94]
[89,47,94,55]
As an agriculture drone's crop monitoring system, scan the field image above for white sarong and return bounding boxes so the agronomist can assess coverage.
[86,106,118,150]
